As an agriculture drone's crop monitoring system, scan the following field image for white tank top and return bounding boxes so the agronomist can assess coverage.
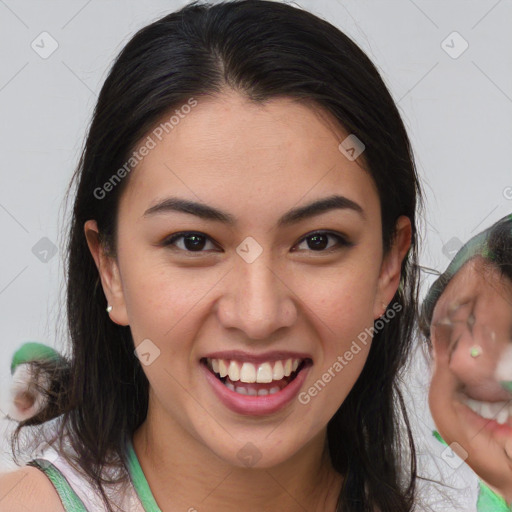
[26,427,162,511]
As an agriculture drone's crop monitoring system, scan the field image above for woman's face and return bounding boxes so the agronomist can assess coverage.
[86,91,410,468]
[429,257,512,496]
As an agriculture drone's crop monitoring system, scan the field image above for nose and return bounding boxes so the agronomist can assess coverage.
[215,256,298,340]
[449,322,500,385]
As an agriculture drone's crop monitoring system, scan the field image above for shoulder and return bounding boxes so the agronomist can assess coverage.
[0,466,65,512]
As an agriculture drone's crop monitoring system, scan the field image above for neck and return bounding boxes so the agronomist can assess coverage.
[132,397,342,511]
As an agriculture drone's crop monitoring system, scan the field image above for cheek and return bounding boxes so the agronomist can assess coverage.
[428,374,443,426]
[123,275,183,342]
[295,267,378,410]
[428,365,459,439]
[120,257,224,343]
[301,264,380,346]
[119,264,212,412]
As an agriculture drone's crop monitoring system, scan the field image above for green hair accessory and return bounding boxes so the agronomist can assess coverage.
[10,341,62,374]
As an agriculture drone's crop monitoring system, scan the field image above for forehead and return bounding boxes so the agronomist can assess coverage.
[432,258,512,320]
[118,91,380,226]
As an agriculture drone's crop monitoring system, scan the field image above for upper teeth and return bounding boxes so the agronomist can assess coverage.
[464,398,512,425]
[207,358,302,383]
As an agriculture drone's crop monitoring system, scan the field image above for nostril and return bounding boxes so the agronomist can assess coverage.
[469,345,483,358]
[449,342,487,382]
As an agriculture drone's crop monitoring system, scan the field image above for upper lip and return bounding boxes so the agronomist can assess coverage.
[458,382,512,403]
[201,350,313,365]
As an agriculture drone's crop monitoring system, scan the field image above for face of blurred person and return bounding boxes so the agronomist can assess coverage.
[85,90,410,509]
[429,257,512,502]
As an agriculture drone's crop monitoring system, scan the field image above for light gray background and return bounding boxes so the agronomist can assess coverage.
[1,1,511,510]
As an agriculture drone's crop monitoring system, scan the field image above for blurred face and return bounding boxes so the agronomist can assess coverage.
[429,257,512,498]
[86,91,410,470]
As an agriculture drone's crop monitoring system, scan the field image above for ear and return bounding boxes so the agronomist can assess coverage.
[373,215,412,319]
[84,220,129,326]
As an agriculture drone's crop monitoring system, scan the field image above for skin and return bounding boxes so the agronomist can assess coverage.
[429,257,512,503]
[0,467,66,512]
[84,90,411,511]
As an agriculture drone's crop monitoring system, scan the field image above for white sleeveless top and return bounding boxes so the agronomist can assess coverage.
[26,422,162,511]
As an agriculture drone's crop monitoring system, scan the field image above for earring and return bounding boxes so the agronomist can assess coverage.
[470,345,482,358]
[106,305,113,313]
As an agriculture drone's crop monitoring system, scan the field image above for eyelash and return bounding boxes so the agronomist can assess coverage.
[161,230,352,254]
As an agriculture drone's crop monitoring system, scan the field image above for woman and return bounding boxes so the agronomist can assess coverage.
[0,1,422,510]
[420,213,512,511]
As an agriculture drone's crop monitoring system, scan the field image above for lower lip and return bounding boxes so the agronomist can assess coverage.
[459,401,512,437]
[201,362,311,416]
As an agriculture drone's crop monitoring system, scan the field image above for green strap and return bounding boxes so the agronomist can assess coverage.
[27,459,88,512]
[477,480,511,512]
[125,438,162,512]
[432,430,446,446]
[27,439,162,511]
[501,381,512,393]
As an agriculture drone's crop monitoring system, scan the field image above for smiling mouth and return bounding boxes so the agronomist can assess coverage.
[200,357,312,396]
[462,396,512,426]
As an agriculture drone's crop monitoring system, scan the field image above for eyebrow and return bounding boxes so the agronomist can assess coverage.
[447,297,473,316]
[143,194,365,226]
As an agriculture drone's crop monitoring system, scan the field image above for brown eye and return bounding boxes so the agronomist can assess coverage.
[293,231,352,252]
[163,232,219,253]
